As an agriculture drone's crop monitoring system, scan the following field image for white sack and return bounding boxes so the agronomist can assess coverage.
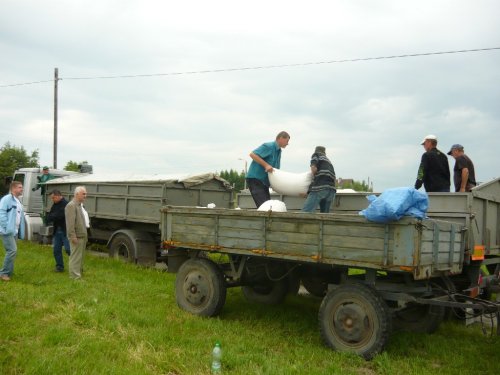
[257,200,287,212]
[268,169,313,195]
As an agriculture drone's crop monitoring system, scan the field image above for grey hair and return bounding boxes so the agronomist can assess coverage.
[74,186,87,196]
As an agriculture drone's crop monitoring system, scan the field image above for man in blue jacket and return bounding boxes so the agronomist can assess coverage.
[0,181,25,281]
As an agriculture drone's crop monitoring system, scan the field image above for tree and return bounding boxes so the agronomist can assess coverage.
[1,142,39,194]
[64,160,80,172]
[218,169,246,192]
[338,179,373,192]
[64,160,91,172]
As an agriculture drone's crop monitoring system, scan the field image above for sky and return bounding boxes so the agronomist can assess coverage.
[1,0,499,192]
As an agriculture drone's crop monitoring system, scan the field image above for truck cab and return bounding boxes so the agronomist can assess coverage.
[12,168,82,241]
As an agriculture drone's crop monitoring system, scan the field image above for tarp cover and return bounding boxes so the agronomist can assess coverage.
[359,187,428,223]
[46,172,232,190]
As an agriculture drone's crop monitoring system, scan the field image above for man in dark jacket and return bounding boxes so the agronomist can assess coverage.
[415,134,450,192]
[46,189,71,272]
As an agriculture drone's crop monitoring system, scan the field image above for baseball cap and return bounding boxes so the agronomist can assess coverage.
[447,144,464,155]
[420,134,437,145]
[314,146,326,154]
[42,166,49,170]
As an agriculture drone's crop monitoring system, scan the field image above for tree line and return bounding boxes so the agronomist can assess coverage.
[1,142,372,196]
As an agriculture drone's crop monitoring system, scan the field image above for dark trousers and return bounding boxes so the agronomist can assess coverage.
[246,178,270,208]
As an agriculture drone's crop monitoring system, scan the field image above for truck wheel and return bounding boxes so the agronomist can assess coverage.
[109,233,135,263]
[319,283,391,360]
[241,278,289,305]
[175,258,226,317]
[393,303,445,333]
[302,276,328,297]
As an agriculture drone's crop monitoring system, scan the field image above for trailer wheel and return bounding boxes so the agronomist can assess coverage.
[175,258,226,317]
[109,233,135,263]
[319,283,391,360]
[241,278,289,305]
[393,303,445,333]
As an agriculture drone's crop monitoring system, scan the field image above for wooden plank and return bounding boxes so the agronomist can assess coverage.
[218,227,263,241]
[267,221,320,234]
[265,240,319,255]
[218,236,264,249]
[323,223,388,239]
[172,224,215,236]
[171,233,216,245]
[323,246,385,263]
[172,215,216,227]
[267,231,319,246]
[323,235,386,251]
[219,217,264,230]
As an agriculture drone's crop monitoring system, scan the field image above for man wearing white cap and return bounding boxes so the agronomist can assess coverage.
[414,135,450,192]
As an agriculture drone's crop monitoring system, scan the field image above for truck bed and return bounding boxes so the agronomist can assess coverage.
[161,206,465,280]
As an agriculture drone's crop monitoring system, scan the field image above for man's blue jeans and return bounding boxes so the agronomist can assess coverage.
[53,228,71,271]
[302,189,336,213]
[0,234,17,277]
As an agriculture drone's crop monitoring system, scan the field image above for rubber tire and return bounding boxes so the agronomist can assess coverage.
[393,303,445,333]
[302,276,328,298]
[319,283,391,360]
[175,258,227,317]
[242,278,289,305]
[109,233,135,263]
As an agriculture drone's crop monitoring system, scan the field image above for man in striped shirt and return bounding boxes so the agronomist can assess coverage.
[302,146,336,213]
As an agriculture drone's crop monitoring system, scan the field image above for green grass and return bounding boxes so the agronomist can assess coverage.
[0,241,498,375]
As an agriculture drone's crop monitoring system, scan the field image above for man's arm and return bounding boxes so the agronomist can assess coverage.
[65,203,78,244]
[249,152,274,173]
[459,167,469,192]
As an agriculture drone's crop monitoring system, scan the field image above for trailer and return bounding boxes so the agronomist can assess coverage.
[160,206,500,359]
[237,178,500,296]
[43,173,233,265]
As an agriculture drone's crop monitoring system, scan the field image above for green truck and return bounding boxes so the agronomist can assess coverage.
[160,179,500,359]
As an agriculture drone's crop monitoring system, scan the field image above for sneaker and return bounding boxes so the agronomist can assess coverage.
[55,268,64,273]
[0,275,11,281]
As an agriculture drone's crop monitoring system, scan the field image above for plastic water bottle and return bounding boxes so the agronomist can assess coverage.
[211,341,222,374]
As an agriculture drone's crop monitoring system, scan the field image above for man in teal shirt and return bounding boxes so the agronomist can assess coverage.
[246,131,290,208]
[32,166,55,196]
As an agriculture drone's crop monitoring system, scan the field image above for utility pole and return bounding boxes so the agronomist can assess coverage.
[53,67,58,169]
[238,158,248,190]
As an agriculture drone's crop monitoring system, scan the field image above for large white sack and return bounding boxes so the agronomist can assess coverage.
[257,200,287,212]
[268,169,312,195]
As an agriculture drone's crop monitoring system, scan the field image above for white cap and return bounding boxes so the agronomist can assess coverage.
[420,134,437,145]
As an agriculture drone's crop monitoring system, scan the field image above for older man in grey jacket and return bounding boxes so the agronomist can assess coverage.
[65,186,88,279]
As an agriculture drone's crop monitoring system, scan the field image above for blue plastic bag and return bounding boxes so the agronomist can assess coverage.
[359,187,428,223]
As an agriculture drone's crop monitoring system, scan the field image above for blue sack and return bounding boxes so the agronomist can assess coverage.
[359,187,428,223]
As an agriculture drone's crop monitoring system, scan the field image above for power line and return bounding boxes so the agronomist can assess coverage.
[1,46,499,88]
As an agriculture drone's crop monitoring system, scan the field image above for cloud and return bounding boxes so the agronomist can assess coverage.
[1,0,499,190]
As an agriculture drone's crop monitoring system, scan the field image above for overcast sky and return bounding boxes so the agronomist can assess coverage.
[1,0,499,191]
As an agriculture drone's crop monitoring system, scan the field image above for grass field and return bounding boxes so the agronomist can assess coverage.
[0,241,498,374]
